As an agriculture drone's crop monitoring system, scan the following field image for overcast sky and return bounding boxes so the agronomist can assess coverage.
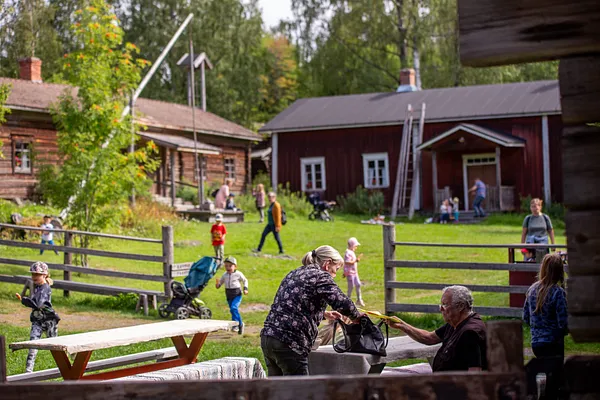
[258,0,293,29]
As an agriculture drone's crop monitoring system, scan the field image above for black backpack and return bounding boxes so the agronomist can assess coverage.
[281,207,287,225]
[211,188,219,198]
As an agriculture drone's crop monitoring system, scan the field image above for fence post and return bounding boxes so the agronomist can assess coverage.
[0,335,6,383]
[487,320,524,374]
[63,231,73,298]
[383,224,396,315]
[162,226,174,298]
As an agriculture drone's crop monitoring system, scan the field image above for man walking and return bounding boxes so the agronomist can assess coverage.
[253,192,284,254]
[468,178,487,218]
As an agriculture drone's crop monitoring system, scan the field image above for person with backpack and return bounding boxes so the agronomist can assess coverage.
[521,198,555,258]
[253,192,285,254]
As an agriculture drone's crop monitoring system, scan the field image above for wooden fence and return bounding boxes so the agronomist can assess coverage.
[0,223,184,310]
[382,225,567,317]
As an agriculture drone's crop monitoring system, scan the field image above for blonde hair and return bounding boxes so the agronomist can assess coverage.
[257,183,265,193]
[225,178,234,186]
[302,245,343,267]
[46,274,54,286]
[531,198,543,207]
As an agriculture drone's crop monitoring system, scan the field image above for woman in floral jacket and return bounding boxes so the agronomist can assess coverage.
[260,245,362,376]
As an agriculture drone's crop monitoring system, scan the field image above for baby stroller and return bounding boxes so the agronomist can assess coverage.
[158,256,220,320]
[308,193,336,222]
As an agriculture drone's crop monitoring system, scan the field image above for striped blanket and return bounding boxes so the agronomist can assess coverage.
[113,357,266,381]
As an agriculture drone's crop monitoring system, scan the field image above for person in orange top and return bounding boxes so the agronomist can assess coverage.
[253,192,284,254]
[211,213,227,262]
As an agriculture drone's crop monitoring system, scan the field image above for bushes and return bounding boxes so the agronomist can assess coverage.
[176,184,199,205]
[520,195,566,221]
[336,186,385,215]
[235,183,312,218]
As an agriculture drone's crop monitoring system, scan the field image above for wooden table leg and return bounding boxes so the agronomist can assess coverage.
[51,350,92,380]
[78,333,209,381]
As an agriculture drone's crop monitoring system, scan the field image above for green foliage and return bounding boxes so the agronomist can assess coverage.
[336,186,385,215]
[79,293,139,310]
[235,183,312,217]
[176,184,199,206]
[0,82,10,158]
[45,1,159,237]
[251,170,271,191]
[519,194,565,222]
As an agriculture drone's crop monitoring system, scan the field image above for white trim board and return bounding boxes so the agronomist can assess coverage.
[417,124,525,151]
[362,152,390,189]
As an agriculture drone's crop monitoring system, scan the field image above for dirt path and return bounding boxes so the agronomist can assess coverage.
[0,300,262,337]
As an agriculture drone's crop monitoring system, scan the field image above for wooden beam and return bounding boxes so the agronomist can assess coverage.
[162,225,174,298]
[565,210,600,276]
[458,0,600,67]
[559,56,600,125]
[382,225,396,314]
[0,372,526,400]
[386,281,530,294]
[432,150,438,210]
[271,132,278,190]
[561,133,600,209]
[541,117,551,204]
[568,276,600,314]
[486,320,524,374]
[0,335,6,383]
[388,260,540,272]
[564,356,600,395]
[569,316,600,343]
[495,146,502,209]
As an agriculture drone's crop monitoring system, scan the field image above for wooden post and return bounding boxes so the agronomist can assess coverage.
[383,225,396,315]
[495,146,502,211]
[142,294,149,316]
[486,320,524,374]
[0,335,7,383]
[508,248,515,264]
[432,151,438,210]
[170,150,176,208]
[63,231,73,298]
[247,143,252,193]
[162,225,174,298]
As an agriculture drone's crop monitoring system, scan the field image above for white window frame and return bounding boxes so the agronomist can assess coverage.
[362,152,390,189]
[300,157,326,192]
[224,157,236,181]
[13,140,32,174]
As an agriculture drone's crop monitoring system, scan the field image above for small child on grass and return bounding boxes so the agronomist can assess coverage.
[344,237,365,306]
[215,256,248,335]
[210,213,226,262]
[40,215,59,255]
[15,261,60,372]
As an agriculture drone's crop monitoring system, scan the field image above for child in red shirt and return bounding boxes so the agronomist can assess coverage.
[211,213,227,262]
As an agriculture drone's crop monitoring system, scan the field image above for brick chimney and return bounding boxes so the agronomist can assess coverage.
[18,57,42,83]
[399,68,415,87]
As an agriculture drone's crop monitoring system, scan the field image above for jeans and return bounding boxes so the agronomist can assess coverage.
[473,196,486,217]
[213,244,224,262]
[257,206,265,223]
[532,341,564,358]
[40,239,59,255]
[257,224,283,253]
[227,295,243,327]
[261,335,309,376]
[26,320,59,372]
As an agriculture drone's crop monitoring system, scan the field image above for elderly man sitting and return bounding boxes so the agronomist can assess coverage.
[386,285,487,373]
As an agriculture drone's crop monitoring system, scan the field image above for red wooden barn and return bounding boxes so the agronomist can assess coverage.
[259,70,562,212]
[0,58,260,202]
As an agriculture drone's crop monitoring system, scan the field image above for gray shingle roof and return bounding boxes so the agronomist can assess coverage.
[137,132,221,154]
[259,80,560,133]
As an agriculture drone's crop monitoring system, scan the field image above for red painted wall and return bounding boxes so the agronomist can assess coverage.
[277,115,564,211]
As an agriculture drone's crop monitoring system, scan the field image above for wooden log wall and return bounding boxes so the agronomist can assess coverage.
[0,115,59,200]
[458,0,600,344]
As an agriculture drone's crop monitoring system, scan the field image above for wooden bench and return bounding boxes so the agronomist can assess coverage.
[7,347,179,382]
[6,275,164,316]
[308,336,441,375]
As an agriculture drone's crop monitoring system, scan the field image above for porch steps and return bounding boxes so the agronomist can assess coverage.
[151,195,196,211]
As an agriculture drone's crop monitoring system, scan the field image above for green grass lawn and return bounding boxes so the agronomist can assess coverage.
[1,210,598,376]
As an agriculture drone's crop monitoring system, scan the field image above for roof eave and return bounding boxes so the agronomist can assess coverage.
[261,111,562,134]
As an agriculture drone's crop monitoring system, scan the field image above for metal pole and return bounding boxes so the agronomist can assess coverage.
[60,13,195,219]
[189,25,203,207]
[201,61,206,112]
[129,93,136,207]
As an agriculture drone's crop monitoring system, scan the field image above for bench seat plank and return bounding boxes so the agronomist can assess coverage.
[308,336,441,376]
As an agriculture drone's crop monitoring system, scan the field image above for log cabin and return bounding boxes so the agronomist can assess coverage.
[260,69,563,213]
[0,57,261,202]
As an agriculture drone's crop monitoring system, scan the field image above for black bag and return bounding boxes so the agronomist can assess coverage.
[281,207,287,225]
[332,316,388,356]
[211,188,219,198]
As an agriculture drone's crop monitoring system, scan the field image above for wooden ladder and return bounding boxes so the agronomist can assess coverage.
[408,103,426,219]
[391,105,414,218]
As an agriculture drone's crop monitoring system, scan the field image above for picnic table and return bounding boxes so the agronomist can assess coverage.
[308,336,441,375]
[9,319,236,381]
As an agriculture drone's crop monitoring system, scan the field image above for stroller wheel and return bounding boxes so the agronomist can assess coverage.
[308,212,316,221]
[175,307,189,320]
[200,308,212,319]
[158,303,171,318]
